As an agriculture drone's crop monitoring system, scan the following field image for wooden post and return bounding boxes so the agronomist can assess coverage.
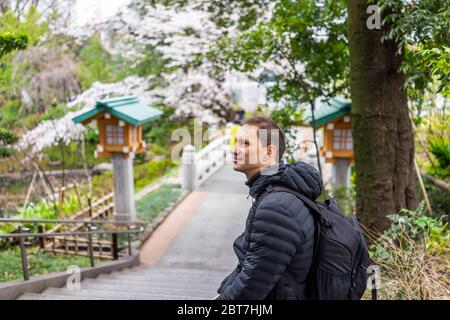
[111,233,119,260]
[87,224,95,267]
[127,225,132,256]
[18,226,30,281]
[38,224,45,249]
[88,197,93,218]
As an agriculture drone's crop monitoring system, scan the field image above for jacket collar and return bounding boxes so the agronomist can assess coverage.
[245,162,284,199]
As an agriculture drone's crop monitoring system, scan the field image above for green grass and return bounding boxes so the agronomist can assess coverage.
[136,184,182,223]
[0,247,99,282]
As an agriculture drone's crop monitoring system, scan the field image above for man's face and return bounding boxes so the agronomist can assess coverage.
[232,125,268,174]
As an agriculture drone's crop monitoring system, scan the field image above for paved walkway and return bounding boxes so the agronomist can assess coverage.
[139,164,251,273]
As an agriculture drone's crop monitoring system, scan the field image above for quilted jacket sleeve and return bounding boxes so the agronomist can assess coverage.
[218,193,303,300]
[217,264,239,294]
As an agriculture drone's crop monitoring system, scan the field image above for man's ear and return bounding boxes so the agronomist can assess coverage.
[266,144,277,161]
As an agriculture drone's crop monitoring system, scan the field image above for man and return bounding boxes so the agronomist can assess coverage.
[215,116,322,300]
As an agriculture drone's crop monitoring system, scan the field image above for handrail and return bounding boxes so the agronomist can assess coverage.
[0,219,144,281]
[0,228,143,238]
[0,218,145,225]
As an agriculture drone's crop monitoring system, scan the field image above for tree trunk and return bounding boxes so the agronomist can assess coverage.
[348,0,417,231]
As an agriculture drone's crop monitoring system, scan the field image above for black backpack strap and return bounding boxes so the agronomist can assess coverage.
[257,184,323,300]
[267,185,323,216]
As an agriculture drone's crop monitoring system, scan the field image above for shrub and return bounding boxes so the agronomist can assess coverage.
[427,135,450,178]
[366,202,450,299]
[381,202,449,255]
[134,159,176,192]
[0,194,87,236]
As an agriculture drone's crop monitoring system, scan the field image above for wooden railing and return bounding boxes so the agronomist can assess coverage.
[0,219,144,280]
[40,193,117,259]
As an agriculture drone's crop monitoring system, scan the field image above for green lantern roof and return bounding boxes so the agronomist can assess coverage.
[72,95,163,126]
[306,97,351,128]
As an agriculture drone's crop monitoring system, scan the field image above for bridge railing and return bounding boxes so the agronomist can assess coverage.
[181,125,232,190]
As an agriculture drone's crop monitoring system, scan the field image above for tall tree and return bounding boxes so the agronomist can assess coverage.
[348,0,417,230]
[0,32,27,157]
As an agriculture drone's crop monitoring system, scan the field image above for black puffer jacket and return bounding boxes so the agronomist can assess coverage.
[217,161,322,300]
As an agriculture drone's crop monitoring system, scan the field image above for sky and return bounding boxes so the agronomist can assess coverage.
[74,0,129,26]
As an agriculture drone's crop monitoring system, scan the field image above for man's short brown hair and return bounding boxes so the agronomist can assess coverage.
[243,116,286,161]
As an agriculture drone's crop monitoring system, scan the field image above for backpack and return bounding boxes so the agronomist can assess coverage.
[257,184,372,300]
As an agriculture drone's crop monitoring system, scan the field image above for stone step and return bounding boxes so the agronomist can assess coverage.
[115,268,227,281]
[17,292,102,300]
[78,282,214,296]
[42,287,208,300]
[84,277,218,291]
[16,265,227,300]
[99,272,223,284]
[128,266,229,277]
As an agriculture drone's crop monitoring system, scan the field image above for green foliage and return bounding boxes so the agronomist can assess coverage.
[134,159,177,192]
[0,247,96,282]
[91,170,113,195]
[329,185,356,216]
[142,103,196,149]
[380,0,450,107]
[0,6,47,46]
[150,144,168,156]
[0,127,18,158]
[0,194,87,235]
[0,99,20,128]
[374,202,450,256]
[75,36,114,90]
[424,179,450,221]
[75,36,137,90]
[41,104,73,121]
[368,204,450,299]
[0,6,47,123]
[134,44,173,77]
[0,33,27,57]
[270,105,305,129]
[269,105,306,162]
[207,0,349,105]
[417,47,450,98]
[84,126,100,144]
[136,184,182,223]
[427,135,450,177]
[421,112,450,178]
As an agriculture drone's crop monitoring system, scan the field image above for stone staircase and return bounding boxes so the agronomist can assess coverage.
[17,266,226,300]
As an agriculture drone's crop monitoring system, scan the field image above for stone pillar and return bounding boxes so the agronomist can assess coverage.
[332,158,351,188]
[112,153,136,222]
[181,144,196,191]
